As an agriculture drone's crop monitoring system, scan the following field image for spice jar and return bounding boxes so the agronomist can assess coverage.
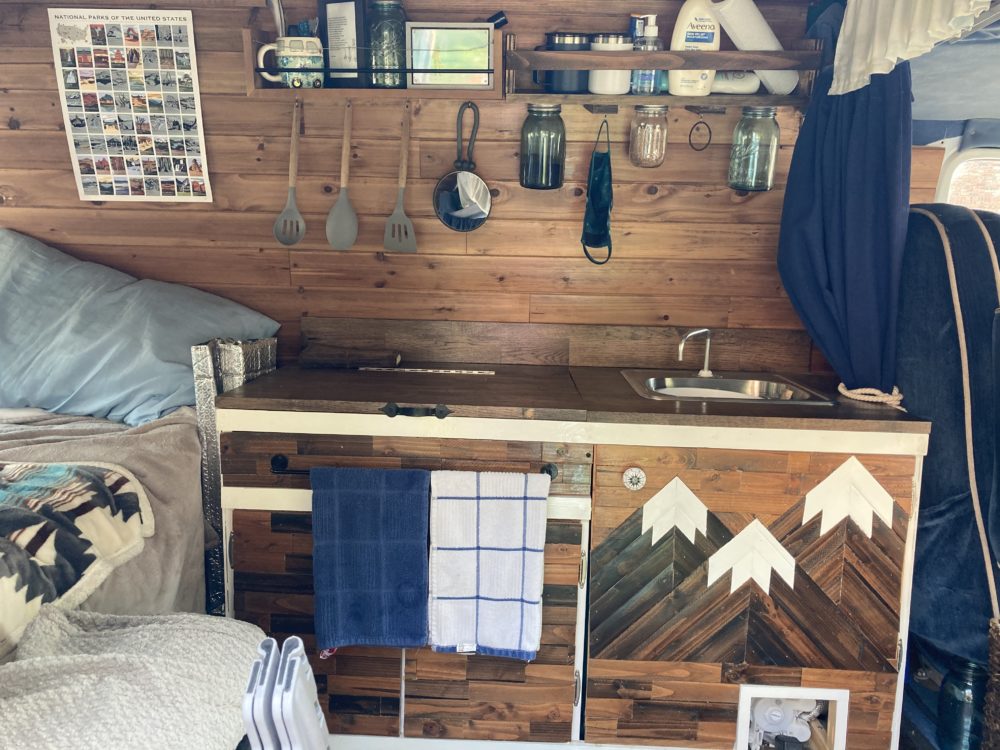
[520,104,566,190]
[728,106,779,191]
[629,105,669,168]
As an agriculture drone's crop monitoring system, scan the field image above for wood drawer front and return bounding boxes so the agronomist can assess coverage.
[587,445,914,748]
[221,432,593,497]
[232,510,581,742]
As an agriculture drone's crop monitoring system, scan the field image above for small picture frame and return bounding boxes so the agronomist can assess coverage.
[405,21,494,90]
[735,685,850,750]
[318,0,367,88]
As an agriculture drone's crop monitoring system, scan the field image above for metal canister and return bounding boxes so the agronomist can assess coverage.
[588,33,633,95]
[534,32,591,94]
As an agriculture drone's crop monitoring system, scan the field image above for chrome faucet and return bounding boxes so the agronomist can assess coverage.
[678,328,713,378]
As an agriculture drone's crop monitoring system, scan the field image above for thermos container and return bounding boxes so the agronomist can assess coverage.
[588,33,633,95]
[534,32,591,94]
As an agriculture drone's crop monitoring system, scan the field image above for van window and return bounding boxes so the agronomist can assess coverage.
[939,150,1000,212]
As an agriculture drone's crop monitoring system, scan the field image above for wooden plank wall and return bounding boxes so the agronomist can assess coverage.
[0,0,943,367]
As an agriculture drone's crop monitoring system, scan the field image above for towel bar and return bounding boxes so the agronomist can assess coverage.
[269,454,559,480]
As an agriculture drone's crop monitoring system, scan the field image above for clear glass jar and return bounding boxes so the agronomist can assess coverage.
[937,661,987,749]
[368,0,406,88]
[520,104,566,190]
[728,106,779,192]
[629,105,668,168]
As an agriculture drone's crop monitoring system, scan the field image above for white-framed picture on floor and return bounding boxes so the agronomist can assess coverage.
[735,684,851,750]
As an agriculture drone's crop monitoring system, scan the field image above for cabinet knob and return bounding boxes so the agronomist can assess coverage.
[623,467,646,491]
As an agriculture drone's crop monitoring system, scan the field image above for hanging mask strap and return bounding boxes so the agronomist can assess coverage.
[688,117,712,152]
[454,101,480,171]
[593,116,611,154]
[583,243,612,265]
[583,117,613,266]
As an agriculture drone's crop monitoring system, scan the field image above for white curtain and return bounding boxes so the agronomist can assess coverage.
[831,0,992,94]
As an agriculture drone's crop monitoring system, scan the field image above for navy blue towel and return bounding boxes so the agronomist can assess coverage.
[311,467,430,649]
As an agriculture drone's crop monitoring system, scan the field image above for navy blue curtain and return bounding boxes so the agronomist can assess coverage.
[777,64,912,392]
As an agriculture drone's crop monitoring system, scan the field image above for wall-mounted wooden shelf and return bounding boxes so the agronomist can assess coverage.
[242,26,820,111]
[505,48,823,73]
[504,37,823,112]
[505,92,809,109]
[245,85,501,101]
[242,28,505,100]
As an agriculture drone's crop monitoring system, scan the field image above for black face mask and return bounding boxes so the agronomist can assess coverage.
[581,118,613,265]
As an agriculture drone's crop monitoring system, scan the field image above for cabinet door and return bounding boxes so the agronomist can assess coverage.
[404,518,581,743]
[232,509,403,737]
[224,432,593,742]
[586,445,915,749]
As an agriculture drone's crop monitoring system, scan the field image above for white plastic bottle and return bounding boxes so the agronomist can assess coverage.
[668,0,720,97]
[711,70,761,94]
[630,15,664,96]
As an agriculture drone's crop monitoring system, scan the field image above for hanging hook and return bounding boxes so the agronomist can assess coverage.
[454,101,480,171]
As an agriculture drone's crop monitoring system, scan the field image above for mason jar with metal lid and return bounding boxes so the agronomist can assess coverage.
[535,32,591,93]
[629,104,669,168]
[589,33,632,95]
[520,104,566,190]
[728,106,780,192]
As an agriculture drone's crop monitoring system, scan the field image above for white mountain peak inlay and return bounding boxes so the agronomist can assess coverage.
[641,477,708,545]
[803,456,894,537]
[706,519,795,595]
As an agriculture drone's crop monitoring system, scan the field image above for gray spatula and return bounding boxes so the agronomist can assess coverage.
[326,101,358,251]
[383,101,417,253]
[273,99,305,246]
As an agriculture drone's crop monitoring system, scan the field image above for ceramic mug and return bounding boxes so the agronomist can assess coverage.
[257,36,324,88]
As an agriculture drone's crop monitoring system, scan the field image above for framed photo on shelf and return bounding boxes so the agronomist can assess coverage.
[405,21,494,90]
[318,0,367,88]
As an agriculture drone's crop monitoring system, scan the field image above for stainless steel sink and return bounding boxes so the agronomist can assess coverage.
[621,370,835,404]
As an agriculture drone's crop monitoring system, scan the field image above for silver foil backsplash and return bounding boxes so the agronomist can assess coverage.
[192,337,277,615]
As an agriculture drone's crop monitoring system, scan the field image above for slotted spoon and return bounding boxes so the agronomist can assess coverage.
[383,101,417,252]
[273,99,305,246]
[326,101,358,251]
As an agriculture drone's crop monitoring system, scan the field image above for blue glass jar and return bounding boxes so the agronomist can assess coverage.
[937,661,988,749]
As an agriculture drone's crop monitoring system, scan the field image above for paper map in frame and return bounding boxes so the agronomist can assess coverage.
[47,8,212,202]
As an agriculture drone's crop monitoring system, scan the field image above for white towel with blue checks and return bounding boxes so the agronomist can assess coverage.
[429,471,551,661]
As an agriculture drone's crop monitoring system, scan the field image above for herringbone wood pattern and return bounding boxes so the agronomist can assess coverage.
[586,446,914,747]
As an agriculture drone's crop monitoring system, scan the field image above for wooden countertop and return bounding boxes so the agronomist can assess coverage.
[216,363,930,434]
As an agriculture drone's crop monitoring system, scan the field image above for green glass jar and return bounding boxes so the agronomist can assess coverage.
[519,104,566,190]
[368,0,406,88]
[728,106,780,192]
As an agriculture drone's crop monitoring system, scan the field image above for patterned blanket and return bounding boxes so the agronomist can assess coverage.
[0,462,153,659]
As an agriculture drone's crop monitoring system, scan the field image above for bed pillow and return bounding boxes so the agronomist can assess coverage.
[0,229,279,425]
[0,462,153,660]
